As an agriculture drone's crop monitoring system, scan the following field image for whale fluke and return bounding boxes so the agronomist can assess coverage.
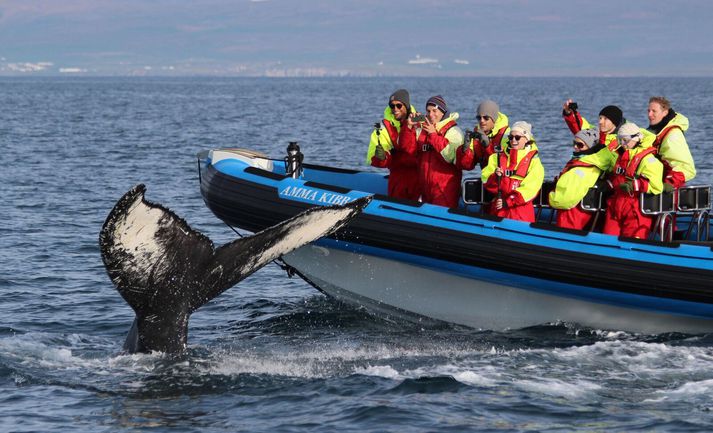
[99,184,370,354]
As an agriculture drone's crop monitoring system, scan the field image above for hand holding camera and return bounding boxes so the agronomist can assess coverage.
[411,113,427,123]
[562,99,578,115]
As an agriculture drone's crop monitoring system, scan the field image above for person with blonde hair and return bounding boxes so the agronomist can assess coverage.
[647,96,696,189]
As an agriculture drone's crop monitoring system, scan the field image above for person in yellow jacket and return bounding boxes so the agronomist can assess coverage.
[456,100,510,170]
[647,96,696,188]
[481,121,545,222]
[602,122,664,239]
[549,129,616,230]
[366,89,420,200]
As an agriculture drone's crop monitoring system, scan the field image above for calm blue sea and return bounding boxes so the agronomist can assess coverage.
[2,77,713,432]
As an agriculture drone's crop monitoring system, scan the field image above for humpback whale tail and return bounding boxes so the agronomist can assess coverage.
[99,184,370,354]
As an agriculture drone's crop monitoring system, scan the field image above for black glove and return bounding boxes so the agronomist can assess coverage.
[618,180,633,194]
[663,183,674,193]
[475,131,490,147]
[461,130,473,151]
[374,144,386,161]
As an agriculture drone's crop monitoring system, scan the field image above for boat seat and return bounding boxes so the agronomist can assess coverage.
[677,185,711,212]
[642,185,712,242]
[677,185,711,242]
[462,179,556,224]
[534,181,555,223]
[463,179,556,209]
[462,179,493,205]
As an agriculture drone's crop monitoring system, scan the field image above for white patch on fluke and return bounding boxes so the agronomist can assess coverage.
[110,194,167,283]
[240,206,357,275]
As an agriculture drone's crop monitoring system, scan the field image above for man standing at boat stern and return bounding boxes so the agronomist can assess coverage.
[647,96,696,189]
[367,89,421,201]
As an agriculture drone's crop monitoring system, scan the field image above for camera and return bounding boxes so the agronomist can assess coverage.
[568,102,578,111]
[412,114,427,123]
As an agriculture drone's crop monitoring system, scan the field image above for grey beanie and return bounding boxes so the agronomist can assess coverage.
[389,89,410,108]
[477,100,499,121]
[574,129,599,149]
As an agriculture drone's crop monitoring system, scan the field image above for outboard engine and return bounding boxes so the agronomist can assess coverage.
[285,141,304,179]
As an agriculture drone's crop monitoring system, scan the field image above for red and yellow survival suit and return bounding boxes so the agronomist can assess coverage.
[416,113,464,208]
[481,140,545,222]
[650,112,696,188]
[366,105,420,200]
[548,144,616,230]
[456,112,510,170]
[602,131,664,239]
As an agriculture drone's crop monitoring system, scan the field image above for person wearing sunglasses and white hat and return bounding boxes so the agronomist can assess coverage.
[602,122,664,239]
[548,129,616,230]
[480,121,545,222]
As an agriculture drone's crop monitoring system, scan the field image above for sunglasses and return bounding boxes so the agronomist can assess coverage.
[389,102,404,110]
[508,135,526,142]
[476,115,492,121]
[573,141,587,150]
[618,135,638,144]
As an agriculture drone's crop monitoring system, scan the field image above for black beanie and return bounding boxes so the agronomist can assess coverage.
[389,89,410,109]
[599,105,623,127]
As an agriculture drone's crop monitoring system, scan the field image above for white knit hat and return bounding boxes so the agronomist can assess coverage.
[510,121,533,140]
[617,122,642,144]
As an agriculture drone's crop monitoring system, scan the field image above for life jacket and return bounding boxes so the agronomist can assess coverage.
[614,147,658,179]
[480,126,508,163]
[499,149,538,178]
[419,113,463,164]
[653,124,683,150]
[439,119,457,136]
[559,159,595,178]
[484,112,509,149]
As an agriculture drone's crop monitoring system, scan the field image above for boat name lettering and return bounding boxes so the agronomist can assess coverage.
[280,186,352,205]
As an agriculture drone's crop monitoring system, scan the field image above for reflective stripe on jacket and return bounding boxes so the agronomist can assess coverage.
[549,145,616,210]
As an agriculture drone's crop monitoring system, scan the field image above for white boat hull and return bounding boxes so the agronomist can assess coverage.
[283,244,713,334]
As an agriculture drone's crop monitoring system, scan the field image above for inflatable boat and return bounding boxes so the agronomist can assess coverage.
[197,147,713,334]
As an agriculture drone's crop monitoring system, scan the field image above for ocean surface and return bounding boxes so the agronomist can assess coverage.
[2,76,713,432]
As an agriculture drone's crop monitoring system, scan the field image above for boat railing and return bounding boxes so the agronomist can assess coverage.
[463,179,712,242]
[640,185,711,242]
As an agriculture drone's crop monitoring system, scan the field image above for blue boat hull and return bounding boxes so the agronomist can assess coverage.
[198,149,713,333]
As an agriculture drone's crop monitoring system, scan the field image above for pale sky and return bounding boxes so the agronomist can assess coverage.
[1,0,712,76]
